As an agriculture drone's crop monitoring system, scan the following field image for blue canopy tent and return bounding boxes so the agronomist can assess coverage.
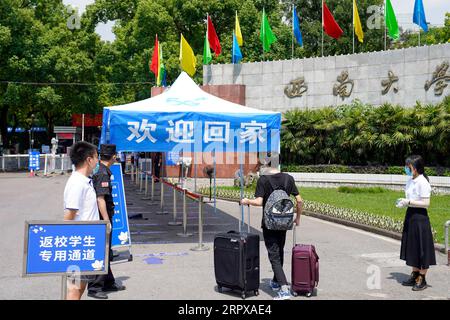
[100,72,281,228]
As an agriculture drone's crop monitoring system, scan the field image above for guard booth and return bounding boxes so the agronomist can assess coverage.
[53,126,77,154]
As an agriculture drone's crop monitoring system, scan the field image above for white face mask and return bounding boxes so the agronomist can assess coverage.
[88,155,99,174]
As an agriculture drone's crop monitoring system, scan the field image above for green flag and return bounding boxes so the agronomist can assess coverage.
[260,8,277,52]
[203,32,212,65]
[385,0,399,40]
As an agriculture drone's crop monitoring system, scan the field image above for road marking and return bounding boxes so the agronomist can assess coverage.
[364,293,390,298]
[304,216,401,245]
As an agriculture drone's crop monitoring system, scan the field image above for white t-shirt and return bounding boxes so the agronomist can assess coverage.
[405,175,431,201]
[64,171,99,221]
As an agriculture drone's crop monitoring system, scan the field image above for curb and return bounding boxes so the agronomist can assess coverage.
[304,210,446,255]
[203,194,448,256]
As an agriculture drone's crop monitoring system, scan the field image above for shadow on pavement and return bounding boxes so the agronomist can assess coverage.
[123,176,263,245]
[388,272,409,284]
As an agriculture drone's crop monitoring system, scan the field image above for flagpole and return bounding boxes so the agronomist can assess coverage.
[384,1,387,51]
[418,8,421,46]
[321,1,324,57]
[292,4,294,59]
[156,34,159,86]
[262,8,265,62]
[352,1,355,54]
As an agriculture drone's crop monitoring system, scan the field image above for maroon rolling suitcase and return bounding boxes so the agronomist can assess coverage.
[291,225,319,297]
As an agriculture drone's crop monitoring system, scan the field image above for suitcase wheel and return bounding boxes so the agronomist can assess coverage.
[306,292,312,298]
[241,292,246,299]
[254,290,259,296]
[291,291,298,297]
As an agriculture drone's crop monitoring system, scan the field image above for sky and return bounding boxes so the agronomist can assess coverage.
[63,0,450,42]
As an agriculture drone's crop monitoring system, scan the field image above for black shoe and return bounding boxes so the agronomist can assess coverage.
[103,283,126,292]
[402,271,419,286]
[87,291,108,299]
[412,274,428,291]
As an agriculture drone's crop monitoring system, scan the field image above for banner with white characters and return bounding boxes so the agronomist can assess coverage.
[110,163,131,248]
[106,111,280,153]
[23,221,109,276]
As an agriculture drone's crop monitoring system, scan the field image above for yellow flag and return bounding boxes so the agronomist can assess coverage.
[235,12,243,46]
[179,34,197,76]
[354,0,364,43]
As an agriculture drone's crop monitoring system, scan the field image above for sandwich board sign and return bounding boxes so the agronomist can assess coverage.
[109,163,132,260]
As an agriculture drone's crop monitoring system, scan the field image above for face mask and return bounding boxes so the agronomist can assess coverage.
[404,166,412,176]
[92,158,100,175]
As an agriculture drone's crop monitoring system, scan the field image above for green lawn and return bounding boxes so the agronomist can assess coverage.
[212,186,449,244]
[299,187,449,244]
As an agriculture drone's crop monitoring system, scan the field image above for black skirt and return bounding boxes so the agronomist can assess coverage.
[400,207,436,269]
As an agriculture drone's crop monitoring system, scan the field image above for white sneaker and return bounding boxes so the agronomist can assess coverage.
[274,289,292,300]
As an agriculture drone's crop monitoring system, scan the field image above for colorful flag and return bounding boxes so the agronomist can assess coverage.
[385,0,399,40]
[157,44,166,86]
[232,33,243,64]
[235,12,243,46]
[203,32,212,65]
[353,0,364,43]
[179,34,197,76]
[260,8,277,52]
[413,0,428,32]
[150,35,159,78]
[207,15,221,56]
[323,1,343,39]
[293,5,303,46]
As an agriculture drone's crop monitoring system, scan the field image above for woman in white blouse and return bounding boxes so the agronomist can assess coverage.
[396,155,436,291]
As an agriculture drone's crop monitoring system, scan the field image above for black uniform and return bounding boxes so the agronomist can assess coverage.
[88,162,116,293]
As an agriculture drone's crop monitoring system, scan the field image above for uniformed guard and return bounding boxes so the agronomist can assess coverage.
[87,144,126,299]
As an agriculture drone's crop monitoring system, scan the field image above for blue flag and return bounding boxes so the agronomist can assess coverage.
[161,69,167,87]
[293,6,303,46]
[232,33,243,64]
[413,0,428,32]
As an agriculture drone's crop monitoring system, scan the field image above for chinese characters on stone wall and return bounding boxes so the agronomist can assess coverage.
[284,61,450,99]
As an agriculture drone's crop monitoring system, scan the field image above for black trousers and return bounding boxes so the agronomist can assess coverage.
[263,227,288,286]
[88,219,115,292]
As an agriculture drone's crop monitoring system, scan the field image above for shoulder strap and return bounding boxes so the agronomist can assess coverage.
[266,174,287,192]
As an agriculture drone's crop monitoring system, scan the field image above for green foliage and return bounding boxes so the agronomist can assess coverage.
[337,186,387,194]
[203,186,446,243]
[281,164,450,176]
[394,13,450,49]
[281,97,450,167]
[0,0,449,150]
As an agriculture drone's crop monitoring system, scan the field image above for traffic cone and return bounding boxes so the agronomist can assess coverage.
[29,169,35,177]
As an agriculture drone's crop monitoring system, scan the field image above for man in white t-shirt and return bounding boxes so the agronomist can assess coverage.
[63,141,100,300]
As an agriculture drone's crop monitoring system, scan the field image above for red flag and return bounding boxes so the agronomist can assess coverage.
[150,35,159,76]
[207,16,221,56]
[323,1,343,39]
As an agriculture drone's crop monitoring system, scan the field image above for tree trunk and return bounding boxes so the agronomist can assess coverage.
[0,106,9,149]
[44,113,54,145]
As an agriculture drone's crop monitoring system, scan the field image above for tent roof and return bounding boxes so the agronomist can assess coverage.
[105,72,278,115]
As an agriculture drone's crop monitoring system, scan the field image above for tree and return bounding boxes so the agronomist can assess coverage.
[0,0,101,148]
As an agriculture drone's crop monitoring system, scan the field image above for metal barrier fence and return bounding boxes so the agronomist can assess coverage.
[445,220,450,266]
[1,154,72,174]
[132,164,209,252]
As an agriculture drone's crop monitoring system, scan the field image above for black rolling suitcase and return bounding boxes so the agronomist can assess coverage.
[214,205,260,299]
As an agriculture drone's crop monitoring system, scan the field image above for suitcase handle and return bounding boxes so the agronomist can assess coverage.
[293,223,297,247]
[238,203,251,233]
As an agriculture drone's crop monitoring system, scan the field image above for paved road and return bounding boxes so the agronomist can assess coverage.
[0,172,448,300]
